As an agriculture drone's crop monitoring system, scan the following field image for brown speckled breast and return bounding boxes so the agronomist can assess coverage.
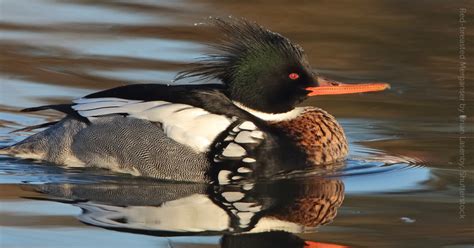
[271,178,344,227]
[270,107,348,165]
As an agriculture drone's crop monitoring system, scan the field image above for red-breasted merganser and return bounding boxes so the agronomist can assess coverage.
[0,18,389,183]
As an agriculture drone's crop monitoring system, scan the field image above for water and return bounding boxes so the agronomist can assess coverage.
[0,0,473,247]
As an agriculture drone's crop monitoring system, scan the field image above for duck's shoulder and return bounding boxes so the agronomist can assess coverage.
[73,84,261,152]
[78,83,265,120]
[20,83,260,154]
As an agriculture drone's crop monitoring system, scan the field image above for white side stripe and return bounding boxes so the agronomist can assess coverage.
[72,97,234,153]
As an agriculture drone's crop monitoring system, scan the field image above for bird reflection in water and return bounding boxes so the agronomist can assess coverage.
[27,176,347,248]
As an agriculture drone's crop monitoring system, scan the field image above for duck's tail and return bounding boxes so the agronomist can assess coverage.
[10,103,86,134]
[1,117,87,162]
[9,121,59,134]
[0,146,12,155]
[0,103,88,159]
[0,139,46,160]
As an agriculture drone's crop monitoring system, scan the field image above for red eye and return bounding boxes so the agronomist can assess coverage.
[289,73,299,80]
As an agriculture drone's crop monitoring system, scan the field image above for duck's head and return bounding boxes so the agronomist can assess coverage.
[177,18,389,114]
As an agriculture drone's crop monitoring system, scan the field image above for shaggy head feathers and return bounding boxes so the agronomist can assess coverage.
[176,18,316,113]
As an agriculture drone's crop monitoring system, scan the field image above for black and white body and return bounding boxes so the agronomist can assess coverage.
[2,84,309,182]
[0,18,389,182]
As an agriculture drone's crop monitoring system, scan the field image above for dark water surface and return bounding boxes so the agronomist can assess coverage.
[0,0,473,247]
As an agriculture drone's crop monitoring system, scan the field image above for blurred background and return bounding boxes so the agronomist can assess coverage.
[0,0,473,247]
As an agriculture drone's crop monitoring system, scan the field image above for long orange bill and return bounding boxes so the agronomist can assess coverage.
[304,240,350,248]
[306,76,390,96]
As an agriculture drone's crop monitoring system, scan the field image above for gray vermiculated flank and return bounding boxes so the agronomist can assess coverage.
[4,116,212,182]
[72,116,210,181]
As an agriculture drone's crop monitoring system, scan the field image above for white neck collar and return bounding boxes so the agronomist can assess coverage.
[233,101,305,122]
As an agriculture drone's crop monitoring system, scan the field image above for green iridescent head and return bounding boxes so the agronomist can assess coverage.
[177,18,318,113]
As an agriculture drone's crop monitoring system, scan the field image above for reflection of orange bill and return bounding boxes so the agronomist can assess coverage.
[306,76,390,96]
[305,240,350,248]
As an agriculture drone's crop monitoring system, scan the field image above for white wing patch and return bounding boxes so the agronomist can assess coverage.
[72,97,234,152]
[234,131,258,144]
[222,143,247,157]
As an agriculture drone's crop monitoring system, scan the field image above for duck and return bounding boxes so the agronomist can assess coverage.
[0,18,389,183]
[31,177,344,234]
